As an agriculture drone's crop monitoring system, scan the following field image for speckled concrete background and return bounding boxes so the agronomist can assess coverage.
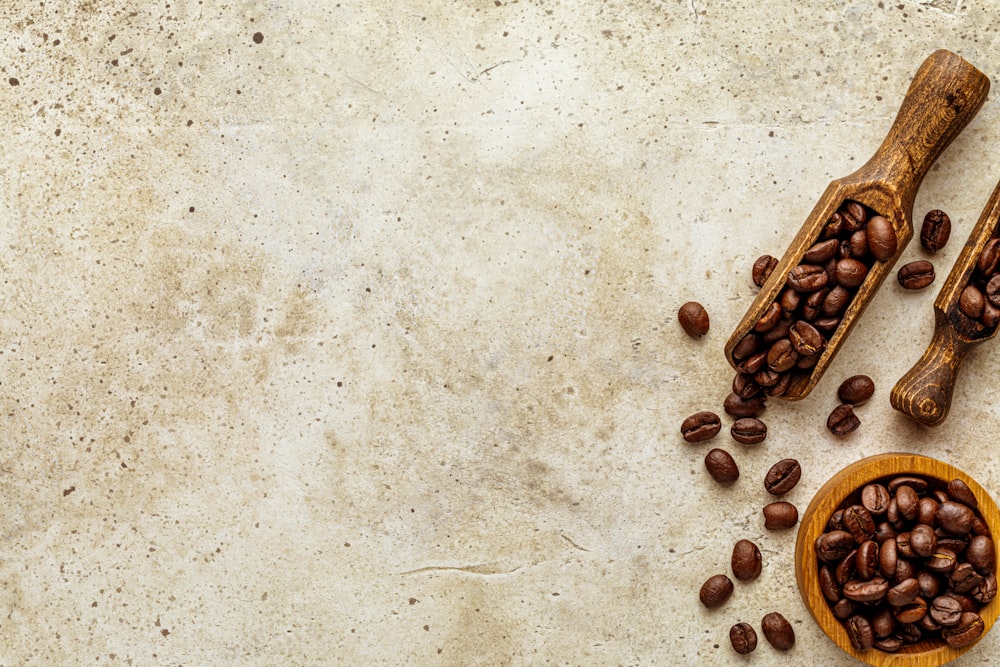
[4,1,1000,665]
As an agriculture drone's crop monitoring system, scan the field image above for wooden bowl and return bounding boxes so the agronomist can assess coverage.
[795,453,1000,666]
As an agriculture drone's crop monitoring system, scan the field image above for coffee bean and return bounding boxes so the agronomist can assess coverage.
[894,596,928,623]
[787,264,829,292]
[951,563,983,594]
[856,540,879,580]
[764,459,801,495]
[866,215,898,261]
[942,611,984,648]
[974,573,997,603]
[731,417,767,445]
[802,288,828,321]
[898,260,935,289]
[764,372,793,398]
[763,501,798,530]
[827,403,860,436]
[723,392,766,418]
[947,479,979,509]
[846,614,874,650]
[861,483,891,514]
[874,636,902,652]
[680,411,721,443]
[843,577,889,602]
[754,301,783,332]
[678,301,709,338]
[848,229,868,259]
[911,524,937,558]
[918,571,941,599]
[887,476,929,493]
[789,320,824,357]
[816,530,856,563]
[921,210,951,252]
[918,497,939,526]
[967,536,995,575]
[930,595,964,626]
[845,201,867,228]
[823,211,846,239]
[731,373,760,399]
[835,257,868,288]
[802,238,839,264]
[752,254,779,287]
[760,612,794,650]
[886,577,920,606]
[978,238,1000,275]
[819,566,840,602]
[835,549,857,585]
[732,333,760,360]
[843,505,876,544]
[729,622,757,654]
[896,485,919,521]
[753,368,781,388]
[959,285,985,320]
[821,285,851,317]
[705,448,739,485]
[872,608,896,638]
[987,275,1000,308]
[938,501,975,535]
[926,548,958,574]
[732,539,763,581]
[699,573,734,608]
[813,316,840,333]
[766,338,798,372]
[838,375,875,405]
[879,537,898,577]
[737,350,767,374]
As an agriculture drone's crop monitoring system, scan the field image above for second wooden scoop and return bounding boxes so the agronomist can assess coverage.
[891,179,1000,426]
[725,50,989,400]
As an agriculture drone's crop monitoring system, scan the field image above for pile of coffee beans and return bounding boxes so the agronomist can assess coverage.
[954,233,1000,335]
[732,199,896,398]
[815,475,995,652]
[826,374,875,437]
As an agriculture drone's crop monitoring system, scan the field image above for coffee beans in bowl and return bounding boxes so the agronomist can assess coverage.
[796,454,1000,665]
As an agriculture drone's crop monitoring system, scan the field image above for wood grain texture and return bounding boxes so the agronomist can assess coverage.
[795,454,1000,666]
[725,50,990,400]
[891,178,1000,426]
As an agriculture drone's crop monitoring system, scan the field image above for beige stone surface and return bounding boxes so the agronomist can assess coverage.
[4,0,1000,664]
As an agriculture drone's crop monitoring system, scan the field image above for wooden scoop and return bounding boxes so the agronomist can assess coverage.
[891,179,1000,426]
[724,50,989,400]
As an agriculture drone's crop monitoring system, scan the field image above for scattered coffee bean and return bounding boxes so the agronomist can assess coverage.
[678,301,709,338]
[699,573,734,608]
[898,260,935,290]
[752,255,779,288]
[761,612,795,650]
[921,210,951,252]
[764,459,801,495]
[827,403,860,436]
[729,622,757,654]
[838,375,875,405]
[763,501,798,530]
[731,417,767,445]
[705,448,739,485]
[681,411,722,443]
[732,539,763,581]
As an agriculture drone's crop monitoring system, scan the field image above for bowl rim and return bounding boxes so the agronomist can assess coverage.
[795,452,1000,666]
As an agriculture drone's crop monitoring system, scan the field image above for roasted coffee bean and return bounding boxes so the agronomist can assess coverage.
[828,509,845,532]
[821,285,851,317]
[816,530,857,563]
[820,565,841,602]
[795,350,819,370]
[959,285,986,320]
[729,622,757,654]
[856,540,879,580]
[813,315,840,333]
[843,505,876,544]
[761,612,795,650]
[886,577,920,606]
[982,302,1000,327]
[876,521,897,545]
[752,254,779,287]
[827,403,860,436]
[894,596,928,623]
[835,549,858,585]
[754,301,783,333]
[823,211,846,238]
[896,486,919,522]
[950,563,983,594]
[921,210,951,252]
[737,350,767,374]
[764,459,801,495]
[887,497,902,529]
[780,288,802,312]
[838,375,875,405]
[896,532,916,559]
[724,392,766,418]
[762,314,794,344]
[926,548,959,574]
[681,411,721,443]
[763,501,798,530]
[930,595,964,626]
[872,608,896,638]
[938,501,975,535]
[699,574,734,608]
[678,302,709,338]
[861,483,891,514]
[967,535,995,575]
[898,260,935,289]
[789,320,824,357]
[918,497,939,526]
[986,275,1000,308]
[874,636,902,652]
[919,613,942,632]
[835,258,868,288]
[731,418,767,445]
[754,368,781,388]
[894,558,916,585]
[732,333,760,360]
[843,577,889,602]
[978,238,1000,275]
[972,517,990,536]
[867,215,898,261]
[803,238,840,264]
[766,338,798,372]
[942,612,984,648]
[848,229,868,259]
[787,264,829,292]
[765,372,793,398]
[945,592,978,612]
[732,373,760,399]
[833,598,856,620]
[845,201,868,228]
[888,476,929,493]
[704,448,739,485]
[973,573,997,604]
[947,479,979,509]
[802,288,828,321]
[732,539,763,581]
[938,536,969,556]
[911,523,937,558]
[846,615,874,650]
[898,622,923,644]
[918,571,941,599]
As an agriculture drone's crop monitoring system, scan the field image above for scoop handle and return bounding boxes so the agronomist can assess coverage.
[860,49,989,207]
[890,313,976,426]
